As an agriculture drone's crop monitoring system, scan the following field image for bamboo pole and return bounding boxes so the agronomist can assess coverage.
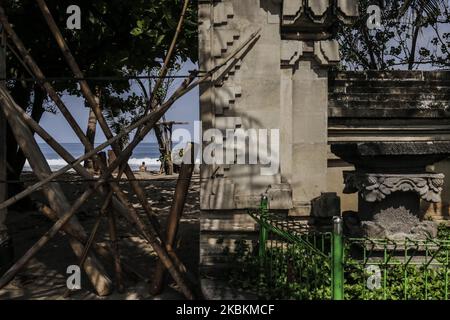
[0,24,7,251]
[0,91,113,295]
[107,198,124,293]
[1,87,149,286]
[0,29,260,211]
[35,0,187,229]
[0,6,92,150]
[0,90,160,291]
[0,26,258,298]
[0,7,141,235]
[148,0,190,109]
[151,143,195,295]
[0,178,102,291]
[125,0,190,176]
[63,206,104,298]
[0,84,143,233]
[78,191,113,270]
[100,160,124,293]
[0,86,174,295]
[0,6,135,227]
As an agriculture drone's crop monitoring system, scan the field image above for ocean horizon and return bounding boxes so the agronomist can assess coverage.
[25,142,163,172]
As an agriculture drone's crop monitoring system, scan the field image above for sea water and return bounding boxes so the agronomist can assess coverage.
[24,142,162,172]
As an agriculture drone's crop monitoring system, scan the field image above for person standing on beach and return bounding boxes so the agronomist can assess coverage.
[139,161,147,172]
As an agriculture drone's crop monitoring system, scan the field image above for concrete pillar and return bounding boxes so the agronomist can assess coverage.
[198,0,359,282]
[280,40,342,216]
[200,0,358,214]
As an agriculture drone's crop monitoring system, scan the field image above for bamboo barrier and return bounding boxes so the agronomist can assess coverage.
[0,2,260,296]
[37,0,190,231]
[0,90,113,295]
[0,28,260,213]
[0,86,194,298]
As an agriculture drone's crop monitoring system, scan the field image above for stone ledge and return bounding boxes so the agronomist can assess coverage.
[343,171,445,203]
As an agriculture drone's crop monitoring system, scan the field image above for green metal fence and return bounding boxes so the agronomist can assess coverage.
[228,197,450,300]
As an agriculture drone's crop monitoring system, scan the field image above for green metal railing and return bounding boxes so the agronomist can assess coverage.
[344,237,450,300]
[229,196,450,300]
[332,216,344,300]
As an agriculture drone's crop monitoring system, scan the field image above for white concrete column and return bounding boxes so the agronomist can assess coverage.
[290,59,329,215]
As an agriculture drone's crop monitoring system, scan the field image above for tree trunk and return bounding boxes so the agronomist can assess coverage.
[84,108,97,169]
[0,28,11,272]
[408,13,421,70]
[6,80,31,205]
[84,87,100,169]
[155,124,173,175]
[12,85,46,176]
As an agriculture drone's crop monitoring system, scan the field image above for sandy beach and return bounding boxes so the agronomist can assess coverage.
[0,172,200,300]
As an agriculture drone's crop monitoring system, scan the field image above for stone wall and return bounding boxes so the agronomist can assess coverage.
[198,0,359,278]
[328,70,450,222]
[197,1,450,283]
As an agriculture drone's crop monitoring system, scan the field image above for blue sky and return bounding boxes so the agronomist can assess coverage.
[36,61,199,144]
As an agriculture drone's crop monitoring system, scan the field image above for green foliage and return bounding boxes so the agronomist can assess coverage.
[227,239,332,300]
[228,225,450,300]
[337,0,449,70]
[344,261,450,300]
[3,0,197,115]
[345,224,450,300]
[438,223,450,240]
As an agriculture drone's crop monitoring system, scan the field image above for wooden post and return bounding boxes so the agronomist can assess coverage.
[106,198,124,293]
[0,25,8,254]
[151,143,195,295]
[99,151,124,292]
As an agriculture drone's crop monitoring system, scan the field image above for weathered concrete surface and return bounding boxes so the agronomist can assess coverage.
[199,0,358,214]
[328,71,450,140]
[328,71,450,223]
[198,0,359,287]
[330,140,449,238]
[343,208,438,240]
[332,141,450,172]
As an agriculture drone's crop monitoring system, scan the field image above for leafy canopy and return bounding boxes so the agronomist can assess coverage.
[4,0,197,99]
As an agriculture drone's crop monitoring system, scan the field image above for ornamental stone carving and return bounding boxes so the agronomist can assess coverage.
[281,39,340,67]
[281,0,359,39]
[343,171,445,203]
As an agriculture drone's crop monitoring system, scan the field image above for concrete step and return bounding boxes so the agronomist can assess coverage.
[333,85,450,95]
[329,99,450,110]
[329,92,450,102]
[330,70,450,82]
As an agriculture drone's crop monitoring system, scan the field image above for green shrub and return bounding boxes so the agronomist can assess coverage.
[227,224,450,300]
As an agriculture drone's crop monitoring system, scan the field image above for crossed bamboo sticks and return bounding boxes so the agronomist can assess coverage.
[0,0,260,299]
